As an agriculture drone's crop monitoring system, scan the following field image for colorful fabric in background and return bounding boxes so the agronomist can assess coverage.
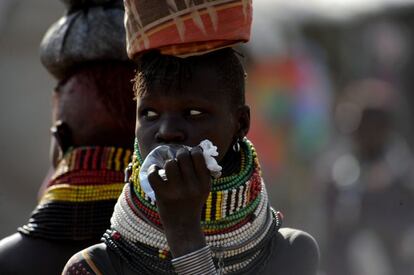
[124,0,252,59]
[19,147,131,240]
[246,54,331,179]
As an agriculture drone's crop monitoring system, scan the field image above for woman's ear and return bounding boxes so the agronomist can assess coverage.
[237,105,250,138]
[51,120,73,154]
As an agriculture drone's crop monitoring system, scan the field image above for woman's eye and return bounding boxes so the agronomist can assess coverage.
[141,110,159,119]
[189,110,202,116]
[147,110,158,117]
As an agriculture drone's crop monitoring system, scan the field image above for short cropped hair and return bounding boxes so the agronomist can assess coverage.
[133,48,246,109]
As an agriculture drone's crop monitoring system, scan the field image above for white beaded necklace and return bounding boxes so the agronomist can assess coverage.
[111,178,275,273]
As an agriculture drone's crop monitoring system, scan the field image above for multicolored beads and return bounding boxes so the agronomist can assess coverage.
[131,139,263,227]
[106,139,282,274]
[19,146,132,241]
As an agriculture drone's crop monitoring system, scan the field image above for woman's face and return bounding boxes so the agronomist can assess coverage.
[135,66,243,162]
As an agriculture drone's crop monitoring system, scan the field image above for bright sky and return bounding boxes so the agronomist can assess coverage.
[256,0,414,20]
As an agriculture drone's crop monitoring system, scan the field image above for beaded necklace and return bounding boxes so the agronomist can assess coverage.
[19,146,131,241]
[105,139,282,274]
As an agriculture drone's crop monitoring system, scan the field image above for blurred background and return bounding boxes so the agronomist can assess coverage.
[0,0,62,238]
[1,0,414,274]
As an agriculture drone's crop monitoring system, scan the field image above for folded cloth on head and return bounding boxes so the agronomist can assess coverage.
[124,0,252,59]
[40,0,129,80]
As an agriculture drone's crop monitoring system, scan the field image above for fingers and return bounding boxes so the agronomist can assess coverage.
[164,157,181,180]
[176,148,196,186]
[190,146,211,193]
[176,147,210,185]
[149,146,212,201]
[190,146,208,176]
[147,164,165,198]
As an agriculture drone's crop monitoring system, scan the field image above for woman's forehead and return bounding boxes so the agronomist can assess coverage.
[134,56,240,107]
[137,84,229,104]
[138,74,229,100]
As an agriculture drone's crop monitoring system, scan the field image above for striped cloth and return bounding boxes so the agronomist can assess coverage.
[124,0,253,58]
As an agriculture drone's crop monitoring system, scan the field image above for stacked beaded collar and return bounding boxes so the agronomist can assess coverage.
[105,139,282,274]
[19,146,131,241]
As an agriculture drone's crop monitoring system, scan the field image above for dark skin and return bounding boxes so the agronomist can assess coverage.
[134,64,319,273]
[0,70,135,275]
[50,74,134,165]
[136,64,250,257]
[62,55,320,275]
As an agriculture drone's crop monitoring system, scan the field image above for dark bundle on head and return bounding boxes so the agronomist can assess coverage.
[62,0,113,5]
[133,48,246,109]
[40,0,127,80]
[62,0,117,11]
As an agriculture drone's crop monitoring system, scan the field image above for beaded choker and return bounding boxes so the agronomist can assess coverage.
[105,139,282,274]
[19,147,132,241]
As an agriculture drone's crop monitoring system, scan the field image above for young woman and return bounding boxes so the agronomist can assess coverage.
[63,49,319,275]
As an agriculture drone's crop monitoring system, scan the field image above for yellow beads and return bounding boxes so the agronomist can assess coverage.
[115,148,123,171]
[107,147,116,170]
[158,249,169,259]
[216,191,222,220]
[40,183,125,204]
[124,150,132,170]
[205,193,213,222]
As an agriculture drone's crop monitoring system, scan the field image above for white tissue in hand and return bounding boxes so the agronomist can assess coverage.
[139,145,179,201]
[138,139,222,201]
[199,140,222,178]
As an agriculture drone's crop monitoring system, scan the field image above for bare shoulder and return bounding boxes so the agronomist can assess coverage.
[261,228,320,275]
[0,233,99,275]
[278,227,320,257]
[63,243,122,275]
[0,233,23,274]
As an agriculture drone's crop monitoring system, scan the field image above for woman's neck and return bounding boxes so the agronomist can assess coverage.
[219,148,241,177]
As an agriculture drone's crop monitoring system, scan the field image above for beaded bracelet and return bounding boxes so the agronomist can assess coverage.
[171,246,218,275]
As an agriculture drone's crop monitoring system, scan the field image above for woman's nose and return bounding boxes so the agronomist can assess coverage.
[155,115,186,144]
